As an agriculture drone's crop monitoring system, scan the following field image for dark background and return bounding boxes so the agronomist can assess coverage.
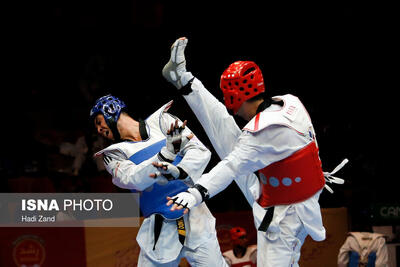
[2,1,396,229]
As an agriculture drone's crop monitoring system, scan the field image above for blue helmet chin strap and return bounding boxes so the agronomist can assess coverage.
[90,94,127,141]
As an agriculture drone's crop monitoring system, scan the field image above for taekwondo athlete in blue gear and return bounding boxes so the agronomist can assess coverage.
[90,95,228,266]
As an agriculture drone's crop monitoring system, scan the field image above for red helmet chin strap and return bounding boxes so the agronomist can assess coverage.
[220,61,265,114]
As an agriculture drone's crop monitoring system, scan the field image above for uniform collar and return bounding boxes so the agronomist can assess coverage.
[139,119,149,140]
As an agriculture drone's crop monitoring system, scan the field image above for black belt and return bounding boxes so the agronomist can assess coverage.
[176,217,186,245]
[153,214,164,250]
[153,214,186,250]
[258,206,275,232]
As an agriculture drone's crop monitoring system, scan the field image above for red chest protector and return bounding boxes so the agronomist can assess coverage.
[257,141,325,207]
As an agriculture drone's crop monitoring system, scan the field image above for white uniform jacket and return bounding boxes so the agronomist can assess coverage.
[182,78,326,242]
[95,101,217,263]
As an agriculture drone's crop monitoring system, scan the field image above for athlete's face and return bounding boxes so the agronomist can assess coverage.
[236,101,253,121]
[236,98,264,121]
[94,114,114,140]
[233,235,248,247]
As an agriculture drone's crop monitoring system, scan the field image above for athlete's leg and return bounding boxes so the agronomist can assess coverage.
[183,236,228,267]
[137,249,181,267]
[257,206,308,267]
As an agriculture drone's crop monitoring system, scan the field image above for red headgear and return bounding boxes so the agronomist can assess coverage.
[220,61,265,114]
[230,227,247,243]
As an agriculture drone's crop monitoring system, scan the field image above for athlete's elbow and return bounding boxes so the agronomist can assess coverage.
[204,149,212,162]
[112,176,143,190]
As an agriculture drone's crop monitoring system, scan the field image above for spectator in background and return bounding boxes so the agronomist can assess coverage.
[338,218,389,267]
[59,131,88,176]
[337,231,389,267]
[59,130,110,176]
[223,227,257,267]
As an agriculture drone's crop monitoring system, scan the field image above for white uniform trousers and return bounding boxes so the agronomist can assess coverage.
[255,205,308,267]
[137,233,228,267]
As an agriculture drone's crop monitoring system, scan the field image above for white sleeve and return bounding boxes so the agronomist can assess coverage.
[183,78,260,205]
[102,150,159,191]
[197,125,308,198]
[375,237,389,267]
[337,236,352,267]
[249,246,257,264]
[177,135,211,182]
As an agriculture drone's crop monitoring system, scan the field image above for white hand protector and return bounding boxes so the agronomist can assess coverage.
[166,119,190,154]
[158,119,191,162]
[151,161,188,181]
[162,37,194,89]
[168,187,202,212]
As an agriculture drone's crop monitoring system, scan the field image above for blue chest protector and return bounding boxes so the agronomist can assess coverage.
[348,251,376,267]
[129,139,188,220]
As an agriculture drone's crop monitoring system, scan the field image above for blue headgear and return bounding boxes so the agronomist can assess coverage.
[90,94,127,141]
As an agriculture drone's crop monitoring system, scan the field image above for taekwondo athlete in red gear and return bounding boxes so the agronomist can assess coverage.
[90,95,228,267]
[223,227,257,267]
[162,37,347,267]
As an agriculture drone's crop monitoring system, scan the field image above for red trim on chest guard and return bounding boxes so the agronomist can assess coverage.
[257,141,325,207]
[253,113,260,131]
